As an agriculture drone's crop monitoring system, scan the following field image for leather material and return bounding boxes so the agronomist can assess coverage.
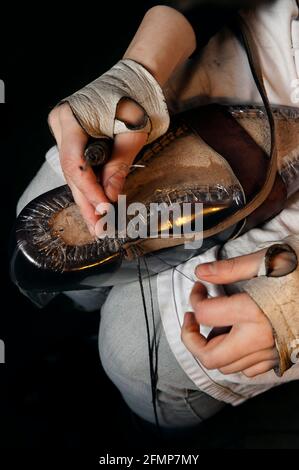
[10,14,290,294]
[181,104,269,201]
[240,174,287,235]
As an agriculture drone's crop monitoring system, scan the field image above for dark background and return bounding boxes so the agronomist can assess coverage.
[1,2,299,457]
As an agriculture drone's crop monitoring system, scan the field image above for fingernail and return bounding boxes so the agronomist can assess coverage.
[107,177,124,192]
[95,208,107,216]
[104,180,124,202]
[87,224,96,236]
[195,262,216,276]
[183,311,195,326]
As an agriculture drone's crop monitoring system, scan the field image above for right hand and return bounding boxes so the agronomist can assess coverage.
[48,99,148,236]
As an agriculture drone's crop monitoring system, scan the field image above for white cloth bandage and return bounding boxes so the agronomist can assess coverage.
[61,59,170,144]
[243,235,299,375]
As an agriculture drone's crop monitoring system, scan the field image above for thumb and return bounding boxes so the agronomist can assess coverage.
[195,248,268,284]
[102,131,147,202]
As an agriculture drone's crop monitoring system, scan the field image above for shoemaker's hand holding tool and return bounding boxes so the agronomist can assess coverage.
[48,100,148,236]
[47,6,196,236]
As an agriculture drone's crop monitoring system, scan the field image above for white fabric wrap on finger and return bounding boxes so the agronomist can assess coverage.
[60,59,170,144]
[242,235,299,376]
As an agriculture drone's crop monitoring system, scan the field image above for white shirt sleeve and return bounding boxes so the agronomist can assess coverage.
[165,0,299,110]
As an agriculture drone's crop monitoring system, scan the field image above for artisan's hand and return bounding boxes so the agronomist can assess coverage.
[48,100,147,235]
[48,7,196,236]
[47,6,196,236]
[181,249,279,377]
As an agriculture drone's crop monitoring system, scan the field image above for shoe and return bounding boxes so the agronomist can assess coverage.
[12,104,292,293]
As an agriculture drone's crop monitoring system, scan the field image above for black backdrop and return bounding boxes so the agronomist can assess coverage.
[1,2,299,458]
[0,3,159,453]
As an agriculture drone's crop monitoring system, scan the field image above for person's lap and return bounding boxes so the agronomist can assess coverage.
[99,275,225,428]
[17,153,226,428]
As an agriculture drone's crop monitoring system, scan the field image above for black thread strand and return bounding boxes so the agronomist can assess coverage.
[136,255,161,433]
